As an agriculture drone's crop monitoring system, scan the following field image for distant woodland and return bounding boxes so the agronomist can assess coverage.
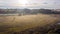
[0,9,60,14]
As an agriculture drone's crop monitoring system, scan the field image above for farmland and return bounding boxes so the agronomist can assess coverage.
[0,14,60,34]
[0,9,60,34]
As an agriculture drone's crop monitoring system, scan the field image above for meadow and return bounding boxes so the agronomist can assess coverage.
[0,14,60,34]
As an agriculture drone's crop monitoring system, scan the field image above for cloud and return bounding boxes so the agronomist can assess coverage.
[0,0,60,9]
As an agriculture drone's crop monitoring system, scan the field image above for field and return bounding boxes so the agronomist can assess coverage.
[0,14,60,34]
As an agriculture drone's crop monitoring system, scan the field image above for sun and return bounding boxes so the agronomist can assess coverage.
[18,0,29,6]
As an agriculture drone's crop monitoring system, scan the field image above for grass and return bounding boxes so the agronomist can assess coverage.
[0,14,59,34]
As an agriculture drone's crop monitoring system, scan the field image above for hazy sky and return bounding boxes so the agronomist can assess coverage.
[0,0,60,9]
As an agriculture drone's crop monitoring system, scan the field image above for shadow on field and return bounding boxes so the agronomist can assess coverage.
[17,21,60,34]
[1,22,59,34]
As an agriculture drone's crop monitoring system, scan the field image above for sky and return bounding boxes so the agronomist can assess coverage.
[0,0,60,9]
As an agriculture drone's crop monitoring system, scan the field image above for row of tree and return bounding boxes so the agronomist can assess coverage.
[0,9,60,14]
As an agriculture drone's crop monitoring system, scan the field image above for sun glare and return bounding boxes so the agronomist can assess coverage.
[18,0,29,6]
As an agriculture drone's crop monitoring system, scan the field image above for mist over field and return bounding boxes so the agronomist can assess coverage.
[0,8,60,34]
